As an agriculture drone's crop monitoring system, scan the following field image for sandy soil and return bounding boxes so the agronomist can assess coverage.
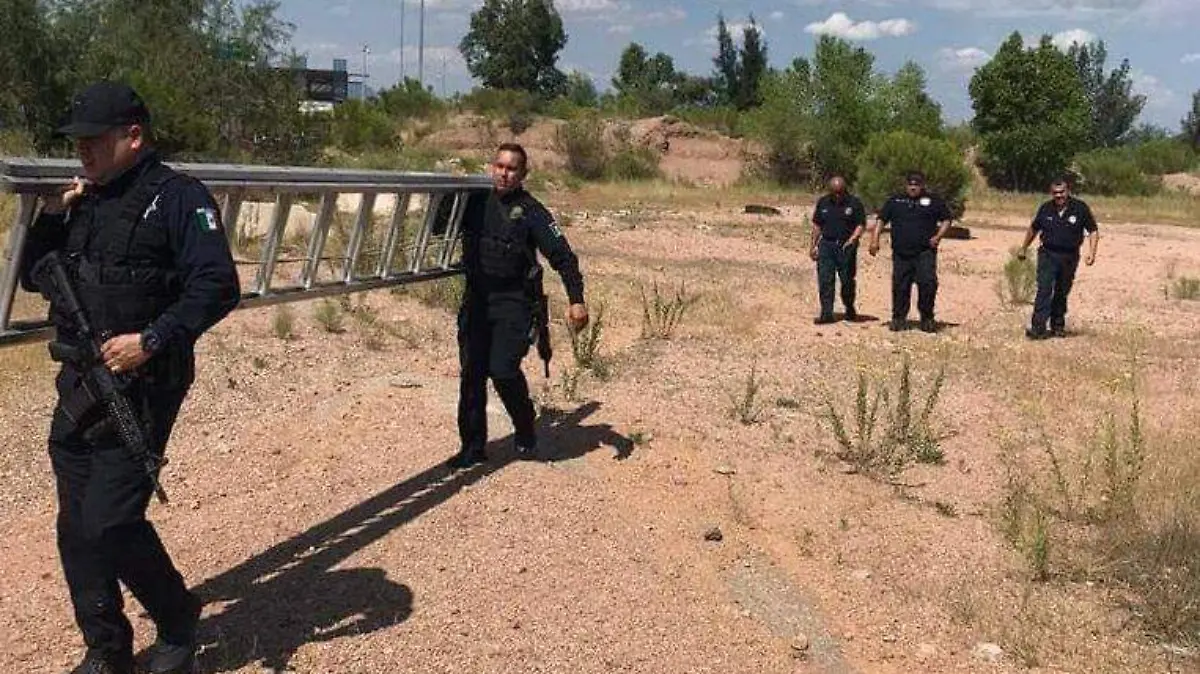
[2,187,1200,674]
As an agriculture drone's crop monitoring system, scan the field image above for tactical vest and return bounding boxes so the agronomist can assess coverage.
[477,192,536,281]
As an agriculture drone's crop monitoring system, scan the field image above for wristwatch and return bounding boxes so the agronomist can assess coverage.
[140,328,164,355]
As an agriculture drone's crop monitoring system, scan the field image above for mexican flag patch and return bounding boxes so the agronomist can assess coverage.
[194,207,219,232]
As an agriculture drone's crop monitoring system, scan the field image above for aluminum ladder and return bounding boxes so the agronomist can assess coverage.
[0,157,492,347]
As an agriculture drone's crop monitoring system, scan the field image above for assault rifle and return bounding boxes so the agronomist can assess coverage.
[31,252,170,504]
[527,263,553,378]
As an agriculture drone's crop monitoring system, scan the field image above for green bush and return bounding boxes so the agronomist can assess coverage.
[671,105,742,137]
[557,113,607,180]
[743,70,816,185]
[1074,149,1160,196]
[856,131,971,215]
[377,78,446,121]
[1128,139,1196,176]
[460,87,538,120]
[328,100,397,153]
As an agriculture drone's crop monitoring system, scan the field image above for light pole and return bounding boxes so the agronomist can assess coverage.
[418,0,425,87]
[362,44,370,98]
[399,0,406,81]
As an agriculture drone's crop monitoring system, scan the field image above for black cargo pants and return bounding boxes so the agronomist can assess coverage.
[457,293,538,453]
[1031,247,1081,332]
[49,369,197,660]
[816,239,858,317]
[892,248,938,322]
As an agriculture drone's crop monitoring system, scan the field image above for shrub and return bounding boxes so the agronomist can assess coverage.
[557,113,607,180]
[1128,139,1196,176]
[1074,149,1159,197]
[328,100,397,153]
[377,78,447,121]
[999,247,1037,306]
[856,131,971,215]
[460,88,538,120]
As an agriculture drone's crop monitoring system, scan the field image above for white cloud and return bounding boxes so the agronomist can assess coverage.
[329,4,351,17]
[803,12,916,40]
[1050,29,1097,50]
[1132,70,1177,111]
[1183,53,1200,64]
[937,47,990,72]
[607,24,633,34]
[557,0,619,12]
[640,7,687,22]
[769,10,785,20]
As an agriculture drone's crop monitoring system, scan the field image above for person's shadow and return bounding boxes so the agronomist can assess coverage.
[179,401,629,673]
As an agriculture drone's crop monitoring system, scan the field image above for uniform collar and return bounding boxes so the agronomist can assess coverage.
[496,186,527,205]
[95,148,159,197]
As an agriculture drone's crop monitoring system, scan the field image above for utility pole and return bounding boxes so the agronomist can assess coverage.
[418,0,426,87]
[362,44,370,98]
[399,0,405,81]
[440,53,446,97]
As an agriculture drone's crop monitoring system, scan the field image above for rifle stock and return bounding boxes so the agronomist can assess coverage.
[32,252,170,504]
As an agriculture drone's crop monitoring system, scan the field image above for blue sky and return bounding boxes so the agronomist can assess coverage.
[280,0,1200,129]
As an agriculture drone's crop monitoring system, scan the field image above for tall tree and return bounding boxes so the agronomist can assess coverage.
[801,35,880,179]
[460,0,567,97]
[879,61,943,138]
[969,32,1090,190]
[735,16,766,110]
[1067,40,1145,148]
[612,42,679,114]
[563,70,597,107]
[1184,90,1200,150]
[0,0,60,147]
[712,13,740,106]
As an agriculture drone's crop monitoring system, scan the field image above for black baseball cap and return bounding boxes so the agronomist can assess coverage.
[905,171,925,185]
[55,81,151,138]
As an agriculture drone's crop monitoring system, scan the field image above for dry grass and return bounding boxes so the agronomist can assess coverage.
[997,358,1200,645]
[970,187,1200,227]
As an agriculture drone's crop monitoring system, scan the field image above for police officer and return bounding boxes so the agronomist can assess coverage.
[1018,177,1099,339]
[448,143,588,469]
[809,175,866,324]
[869,171,954,333]
[19,82,240,674]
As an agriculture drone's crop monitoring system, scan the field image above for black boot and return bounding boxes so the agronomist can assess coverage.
[143,592,201,674]
[446,447,487,470]
[919,318,937,334]
[69,651,134,674]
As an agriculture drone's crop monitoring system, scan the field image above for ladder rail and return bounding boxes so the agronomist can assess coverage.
[0,157,490,348]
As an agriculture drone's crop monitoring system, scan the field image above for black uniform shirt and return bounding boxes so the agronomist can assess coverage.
[877,192,953,255]
[812,193,866,242]
[20,151,240,349]
[1031,197,1098,253]
[463,187,584,304]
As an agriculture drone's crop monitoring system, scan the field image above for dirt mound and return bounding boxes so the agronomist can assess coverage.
[1163,172,1200,194]
[418,114,752,186]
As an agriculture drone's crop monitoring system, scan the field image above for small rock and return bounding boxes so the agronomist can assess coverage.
[851,569,872,581]
[838,462,859,475]
[973,642,1003,663]
[882,634,897,643]
[790,634,810,654]
[714,465,737,476]
[740,609,752,618]
[915,643,937,661]
[703,527,723,542]
[1105,608,1133,634]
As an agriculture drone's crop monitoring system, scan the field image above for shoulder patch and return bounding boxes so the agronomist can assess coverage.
[194,207,220,232]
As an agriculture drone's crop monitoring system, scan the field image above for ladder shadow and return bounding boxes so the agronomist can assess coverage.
[185,400,626,673]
